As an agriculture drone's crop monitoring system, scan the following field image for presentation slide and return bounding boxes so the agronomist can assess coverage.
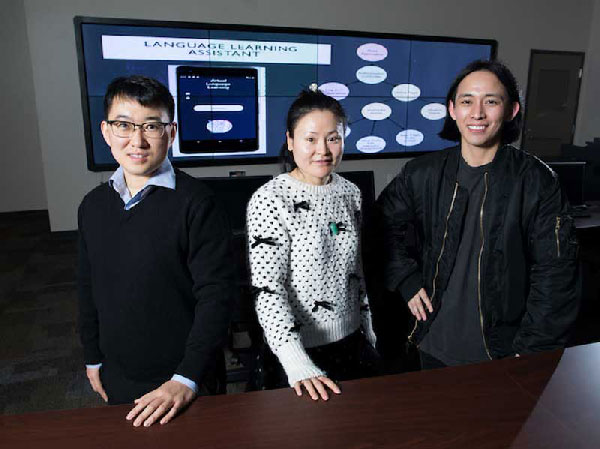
[75,18,495,170]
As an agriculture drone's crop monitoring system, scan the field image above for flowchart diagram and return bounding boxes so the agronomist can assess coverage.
[319,42,447,154]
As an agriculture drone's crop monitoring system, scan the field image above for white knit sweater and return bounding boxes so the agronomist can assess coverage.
[246,173,376,386]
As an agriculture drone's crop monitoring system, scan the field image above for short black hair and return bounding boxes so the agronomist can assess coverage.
[280,88,348,172]
[103,75,175,122]
[438,59,522,144]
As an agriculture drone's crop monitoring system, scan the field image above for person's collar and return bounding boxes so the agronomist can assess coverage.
[108,166,129,200]
[108,158,176,196]
[147,157,176,191]
[455,144,508,172]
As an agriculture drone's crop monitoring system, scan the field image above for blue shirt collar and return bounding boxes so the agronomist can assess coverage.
[109,158,176,209]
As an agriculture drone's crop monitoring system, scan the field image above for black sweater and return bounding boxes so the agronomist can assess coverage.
[78,169,236,385]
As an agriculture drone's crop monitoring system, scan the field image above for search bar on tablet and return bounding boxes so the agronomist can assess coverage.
[193,105,244,112]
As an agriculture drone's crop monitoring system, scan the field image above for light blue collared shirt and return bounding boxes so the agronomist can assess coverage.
[108,157,176,210]
[86,158,198,394]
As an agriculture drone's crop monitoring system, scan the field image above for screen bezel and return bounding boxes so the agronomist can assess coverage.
[74,16,497,171]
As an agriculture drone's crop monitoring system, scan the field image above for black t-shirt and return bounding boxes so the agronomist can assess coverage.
[420,156,490,365]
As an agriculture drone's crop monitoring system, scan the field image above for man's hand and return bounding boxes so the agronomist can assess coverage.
[293,376,341,401]
[86,366,108,402]
[126,380,196,427]
[407,288,433,321]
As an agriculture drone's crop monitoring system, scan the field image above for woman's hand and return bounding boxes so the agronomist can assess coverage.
[293,376,341,401]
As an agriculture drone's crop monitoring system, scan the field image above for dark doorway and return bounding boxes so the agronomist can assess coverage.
[522,50,584,158]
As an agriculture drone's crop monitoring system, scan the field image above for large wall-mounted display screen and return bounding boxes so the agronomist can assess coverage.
[75,17,496,171]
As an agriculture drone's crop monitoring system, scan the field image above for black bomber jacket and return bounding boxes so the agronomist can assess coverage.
[376,145,579,359]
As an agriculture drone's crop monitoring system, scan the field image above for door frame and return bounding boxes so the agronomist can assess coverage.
[521,49,585,150]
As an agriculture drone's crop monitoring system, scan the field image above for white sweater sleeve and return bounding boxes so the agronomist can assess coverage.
[246,189,324,385]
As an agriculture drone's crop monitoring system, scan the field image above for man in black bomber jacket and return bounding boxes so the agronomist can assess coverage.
[376,60,579,369]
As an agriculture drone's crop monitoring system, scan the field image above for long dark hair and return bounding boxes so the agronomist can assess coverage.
[280,88,348,172]
[438,59,522,144]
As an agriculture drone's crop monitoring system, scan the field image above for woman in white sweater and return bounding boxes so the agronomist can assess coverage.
[246,87,379,401]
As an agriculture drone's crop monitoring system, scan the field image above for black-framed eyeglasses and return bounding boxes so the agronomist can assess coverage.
[106,120,173,138]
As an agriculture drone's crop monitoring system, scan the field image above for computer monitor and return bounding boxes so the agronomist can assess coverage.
[75,16,496,170]
[547,161,586,207]
[338,171,376,219]
[199,175,273,234]
[560,142,600,201]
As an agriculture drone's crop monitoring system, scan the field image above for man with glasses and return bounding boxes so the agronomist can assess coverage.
[78,75,235,426]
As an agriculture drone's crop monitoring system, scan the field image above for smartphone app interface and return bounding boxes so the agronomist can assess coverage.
[177,68,258,152]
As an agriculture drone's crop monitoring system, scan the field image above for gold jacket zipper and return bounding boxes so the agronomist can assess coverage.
[478,172,493,360]
[408,182,459,343]
[555,216,561,257]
